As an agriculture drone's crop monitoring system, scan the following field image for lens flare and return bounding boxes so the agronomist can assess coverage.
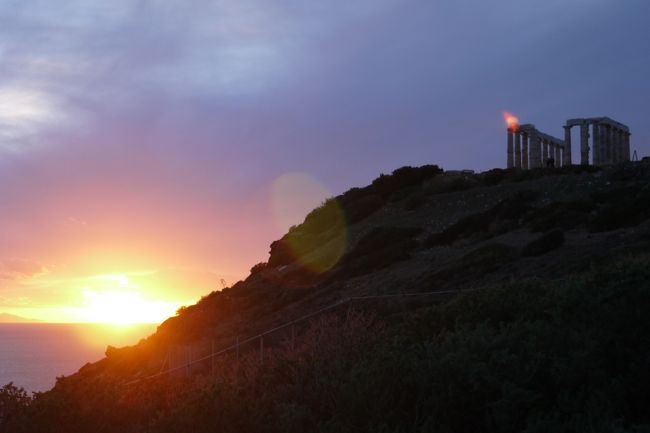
[270,172,347,273]
[270,172,331,231]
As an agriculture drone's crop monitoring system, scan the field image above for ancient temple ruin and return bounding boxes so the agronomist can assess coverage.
[506,116,631,168]
[564,117,631,166]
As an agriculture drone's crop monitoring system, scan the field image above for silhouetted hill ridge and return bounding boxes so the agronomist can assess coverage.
[5,160,650,433]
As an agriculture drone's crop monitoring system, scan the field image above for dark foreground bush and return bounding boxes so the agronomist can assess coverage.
[344,193,384,223]
[331,226,422,279]
[589,199,650,233]
[425,191,538,247]
[588,184,650,233]
[421,243,517,289]
[522,229,565,257]
[0,383,31,432]
[525,200,594,232]
[8,257,650,433]
[369,165,443,198]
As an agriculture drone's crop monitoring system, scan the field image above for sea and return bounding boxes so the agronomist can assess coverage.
[0,323,157,393]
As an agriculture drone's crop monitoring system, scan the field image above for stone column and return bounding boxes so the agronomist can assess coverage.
[611,126,617,164]
[531,134,544,168]
[612,129,620,163]
[554,143,561,167]
[618,130,626,162]
[618,129,624,163]
[601,125,612,165]
[624,132,631,161]
[507,128,514,168]
[521,132,529,167]
[514,130,522,169]
[563,126,572,166]
[591,123,602,165]
[542,139,548,166]
[518,132,528,169]
[600,125,610,165]
[596,125,602,164]
[597,124,605,165]
[611,128,616,163]
[581,123,590,165]
[605,125,612,164]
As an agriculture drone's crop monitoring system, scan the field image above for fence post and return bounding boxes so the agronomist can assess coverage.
[234,336,240,388]
[260,336,264,364]
[186,346,191,377]
[211,340,215,376]
[162,348,169,373]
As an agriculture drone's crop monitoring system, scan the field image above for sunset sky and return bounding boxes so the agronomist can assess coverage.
[1,0,649,323]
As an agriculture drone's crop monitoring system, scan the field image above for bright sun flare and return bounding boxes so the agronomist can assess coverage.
[75,274,181,325]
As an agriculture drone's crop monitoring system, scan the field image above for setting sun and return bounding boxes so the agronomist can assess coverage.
[76,289,180,325]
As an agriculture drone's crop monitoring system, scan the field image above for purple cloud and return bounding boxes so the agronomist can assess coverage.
[0,0,649,319]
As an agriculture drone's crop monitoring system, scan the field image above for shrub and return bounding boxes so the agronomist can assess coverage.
[423,243,517,289]
[446,177,476,192]
[425,212,491,247]
[424,191,537,248]
[403,258,650,432]
[302,198,342,235]
[268,238,295,267]
[0,383,31,432]
[403,192,427,211]
[344,194,384,223]
[588,192,650,233]
[250,262,268,275]
[591,186,642,205]
[525,200,594,232]
[481,168,509,186]
[522,229,565,256]
[12,257,650,433]
[332,226,422,279]
[369,165,442,198]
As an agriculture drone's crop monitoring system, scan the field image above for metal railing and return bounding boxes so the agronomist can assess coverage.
[124,288,481,386]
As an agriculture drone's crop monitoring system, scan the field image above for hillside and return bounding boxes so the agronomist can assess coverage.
[3,161,650,433]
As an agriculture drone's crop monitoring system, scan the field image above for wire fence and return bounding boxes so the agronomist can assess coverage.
[124,287,482,386]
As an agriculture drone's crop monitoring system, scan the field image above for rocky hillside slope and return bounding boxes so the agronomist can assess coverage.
[149,161,650,349]
[4,160,650,433]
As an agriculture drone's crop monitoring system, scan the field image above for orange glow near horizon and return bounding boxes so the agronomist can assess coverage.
[1,169,334,325]
[5,269,196,324]
[503,111,519,131]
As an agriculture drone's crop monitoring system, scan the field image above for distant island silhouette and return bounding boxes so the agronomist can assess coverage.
[0,313,40,323]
